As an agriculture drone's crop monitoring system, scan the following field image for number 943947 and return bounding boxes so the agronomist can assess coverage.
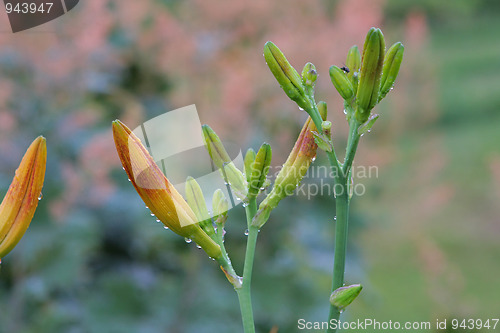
[5,2,53,14]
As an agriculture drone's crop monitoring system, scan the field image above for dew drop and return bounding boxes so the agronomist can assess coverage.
[150,213,155,217]
[184,238,192,243]
[145,205,149,209]
[156,219,161,223]
[311,157,316,162]
[127,178,131,182]
[163,226,169,230]
[242,202,249,207]
[38,193,43,201]
[196,244,202,249]
[236,197,241,201]
[343,109,347,115]
[244,229,249,236]
[333,216,337,221]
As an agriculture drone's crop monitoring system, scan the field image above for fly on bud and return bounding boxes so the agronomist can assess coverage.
[252,106,327,228]
[356,28,385,123]
[379,42,404,100]
[329,65,355,100]
[112,120,222,260]
[330,284,363,311]
[264,41,312,111]
[0,136,46,261]
[202,125,248,201]
[248,143,272,199]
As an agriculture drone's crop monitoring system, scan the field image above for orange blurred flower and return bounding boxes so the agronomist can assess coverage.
[0,136,47,261]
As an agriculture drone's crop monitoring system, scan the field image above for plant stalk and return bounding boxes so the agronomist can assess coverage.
[236,198,259,333]
[327,119,361,332]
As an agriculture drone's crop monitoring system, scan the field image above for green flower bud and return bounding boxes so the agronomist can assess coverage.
[244,148,256,182]
[329,65,354,100]
[301,62,317,89]
[317,101,327,118]
[248,143,272,198]
[379,42,404,100]
[264,41,311,111]
[322,120,332,132]
[356,28,385,123]
[212,189,228,225]
[202,125,248,201]
[185,176,214,237]
[346,45,361,91]
[330,284,363,311]
[346,45,361,75]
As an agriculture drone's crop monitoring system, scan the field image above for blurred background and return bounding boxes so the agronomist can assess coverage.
[0,0,499,332]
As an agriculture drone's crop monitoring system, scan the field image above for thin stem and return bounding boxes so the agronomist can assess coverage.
[236,198,258,333]
[327,176,349,332]
[327,120,361,333]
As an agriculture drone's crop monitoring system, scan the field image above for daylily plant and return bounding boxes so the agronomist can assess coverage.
[113,27,403,333]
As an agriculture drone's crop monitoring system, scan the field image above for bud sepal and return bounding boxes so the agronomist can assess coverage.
[330,284,363,312]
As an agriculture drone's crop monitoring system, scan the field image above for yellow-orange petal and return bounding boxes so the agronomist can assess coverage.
[0,136,47,259]
[112,120,221,259]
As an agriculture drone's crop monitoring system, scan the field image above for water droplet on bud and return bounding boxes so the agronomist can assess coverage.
[184,238,192,243]
[244,229,249,236]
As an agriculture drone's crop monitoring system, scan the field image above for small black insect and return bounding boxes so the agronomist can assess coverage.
[340,66,350,73]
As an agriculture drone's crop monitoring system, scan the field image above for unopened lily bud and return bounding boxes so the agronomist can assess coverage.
[212,189,228,219]
[301,62,317,89]
[244,148,256,182]
[346,45,361,75]
[317,101,327,118]
[379,42,404,99]
[264,41,311,111]
[185,176,214,237]
[322,120,332,140]
[329,65,354,100]
[322,120,332,132]
[252,106,327,228]
[0,136,46,261]
[356,28,385,123]
[248,143,272,199]
[113,120,222,259]
[330,284,363,311]
[202,125,248,201]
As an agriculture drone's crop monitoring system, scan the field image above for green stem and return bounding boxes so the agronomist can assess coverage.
[306,98,363,332]
[327,120,361,333]
[327,176,349,331]
[236,198,258,333]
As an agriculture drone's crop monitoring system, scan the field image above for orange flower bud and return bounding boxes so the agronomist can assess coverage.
[0,136,46,260]
[112,120,222,259]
